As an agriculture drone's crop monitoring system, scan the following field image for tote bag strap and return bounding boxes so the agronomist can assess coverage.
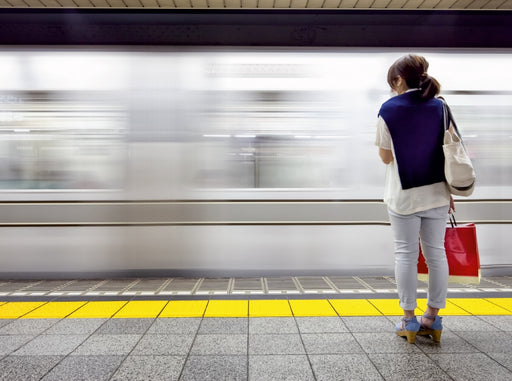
[439,97,465,145]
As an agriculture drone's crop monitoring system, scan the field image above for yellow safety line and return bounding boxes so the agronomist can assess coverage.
[0,298,511,319]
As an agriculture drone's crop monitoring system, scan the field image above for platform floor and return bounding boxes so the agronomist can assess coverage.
[1,276,511,380]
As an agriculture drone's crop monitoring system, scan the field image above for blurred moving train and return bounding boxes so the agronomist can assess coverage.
[1,48,511,277]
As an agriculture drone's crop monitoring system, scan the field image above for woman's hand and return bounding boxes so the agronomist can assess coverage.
[449,195,456,214]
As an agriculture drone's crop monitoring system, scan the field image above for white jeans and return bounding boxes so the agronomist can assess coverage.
[388,205,450,311]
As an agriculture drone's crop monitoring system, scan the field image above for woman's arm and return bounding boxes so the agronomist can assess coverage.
[379,148,394,164]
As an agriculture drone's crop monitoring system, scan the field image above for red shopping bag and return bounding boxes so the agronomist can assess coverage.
[418,215,481,284]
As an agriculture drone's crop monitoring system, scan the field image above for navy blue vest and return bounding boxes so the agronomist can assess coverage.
[378,91,445,190]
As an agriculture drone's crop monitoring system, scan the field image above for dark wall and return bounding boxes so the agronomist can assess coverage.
[0,9,511,47]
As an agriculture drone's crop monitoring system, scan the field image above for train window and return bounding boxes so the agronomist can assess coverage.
[0,90,125,190]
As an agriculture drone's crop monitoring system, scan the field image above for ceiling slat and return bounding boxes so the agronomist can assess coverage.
[339,0,357,7]
[434,0,456,8]
[451,0,474,7]
[322,0,341,7]
[419,0,441,8]
[40,0,62,6]
[241,0,258,6]
[225,0,241,6]
[386,0,407,7]
[90,0,110,6]
[371,0,392,7]
[109,0,128,6]
[402,0,423,7]
[207,0,224,6]
[24,0,45,5]
[258,0,275,7]
[355,0,373,7]
[174,0,190,6]
[275,0,290,7]
[74,0,95,7]
[306,0,324,7]
[497,0,511,8]
[291,0,307,7]
[124,0,141,5]
[190,0,207,7]
[465,0,489,8]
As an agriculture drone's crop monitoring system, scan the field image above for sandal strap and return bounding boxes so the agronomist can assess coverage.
[422,314,436,319]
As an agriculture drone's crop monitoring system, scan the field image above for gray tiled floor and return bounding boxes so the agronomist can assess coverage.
[0,316,511,380]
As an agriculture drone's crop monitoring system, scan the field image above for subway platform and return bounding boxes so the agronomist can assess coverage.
[1,276,511,381]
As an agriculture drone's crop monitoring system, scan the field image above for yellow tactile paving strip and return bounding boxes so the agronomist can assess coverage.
[0,298,511,319]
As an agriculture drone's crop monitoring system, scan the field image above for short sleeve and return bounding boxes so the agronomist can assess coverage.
[375,116,392,150]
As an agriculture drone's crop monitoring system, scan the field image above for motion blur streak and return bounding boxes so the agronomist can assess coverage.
[1,49,511,200]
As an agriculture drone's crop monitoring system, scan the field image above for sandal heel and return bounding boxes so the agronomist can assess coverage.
[431,329,442,343]
[404,330,417,344]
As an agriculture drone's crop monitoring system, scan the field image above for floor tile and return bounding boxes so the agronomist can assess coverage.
[0,302,46,319]
[111,355,185,381]
[249,300,292,317]
[309,354,384,381]
[414,331,480,353]
[249,317,298,334]
[95,318,153,334]
[180,355,247,381]
[0,335,34,356]
[455,331,512,353]
[113,300,168,318]
[442,315,500,331]
[68,301,127,318]
[72,334,141,356]
[249,333,305,355]
[488,352,512,372]
[449,298,511,315]
[0,355,63,381]
[353,332,422,354]
[301,333,363,354]
[0,319,59,335]
[0,319,14,329]
[204,300,248,318]
[249,355,315,381]
[41,355,124,381]
[485,298,512,313]
[198,317,248,334]
[369,353,452,380]
[13,334,88,356]
[147,318,201,335]
[190,334,247,355]
[329,299,383,316]
[159,301,207,318]
[367,299,405,316]
[430,353,512,381]
[477,315,512,331]
[131,334,194,355]
[341,316,393,332]
[295,316,347,333]
[43,318,107,335]
[289,300,337,317]
[22,302,86,319]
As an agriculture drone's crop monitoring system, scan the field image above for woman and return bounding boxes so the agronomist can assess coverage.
[375,54,455,344]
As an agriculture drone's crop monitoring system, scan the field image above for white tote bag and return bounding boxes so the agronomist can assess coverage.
[442,101,476,196]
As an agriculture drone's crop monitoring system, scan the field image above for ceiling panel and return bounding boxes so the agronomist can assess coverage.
[0,0,510,8]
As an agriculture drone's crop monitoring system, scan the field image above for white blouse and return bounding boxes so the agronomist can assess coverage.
[375,116,450,215]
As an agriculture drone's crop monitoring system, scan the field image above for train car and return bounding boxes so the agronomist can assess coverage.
[0,10,511,278]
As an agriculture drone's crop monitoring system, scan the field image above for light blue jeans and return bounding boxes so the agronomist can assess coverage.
[388,205,450,311]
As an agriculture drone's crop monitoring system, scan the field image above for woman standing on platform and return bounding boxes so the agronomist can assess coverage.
[375,54,455,344]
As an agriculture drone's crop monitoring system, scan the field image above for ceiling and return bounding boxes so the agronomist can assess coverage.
[0,0,511,10]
